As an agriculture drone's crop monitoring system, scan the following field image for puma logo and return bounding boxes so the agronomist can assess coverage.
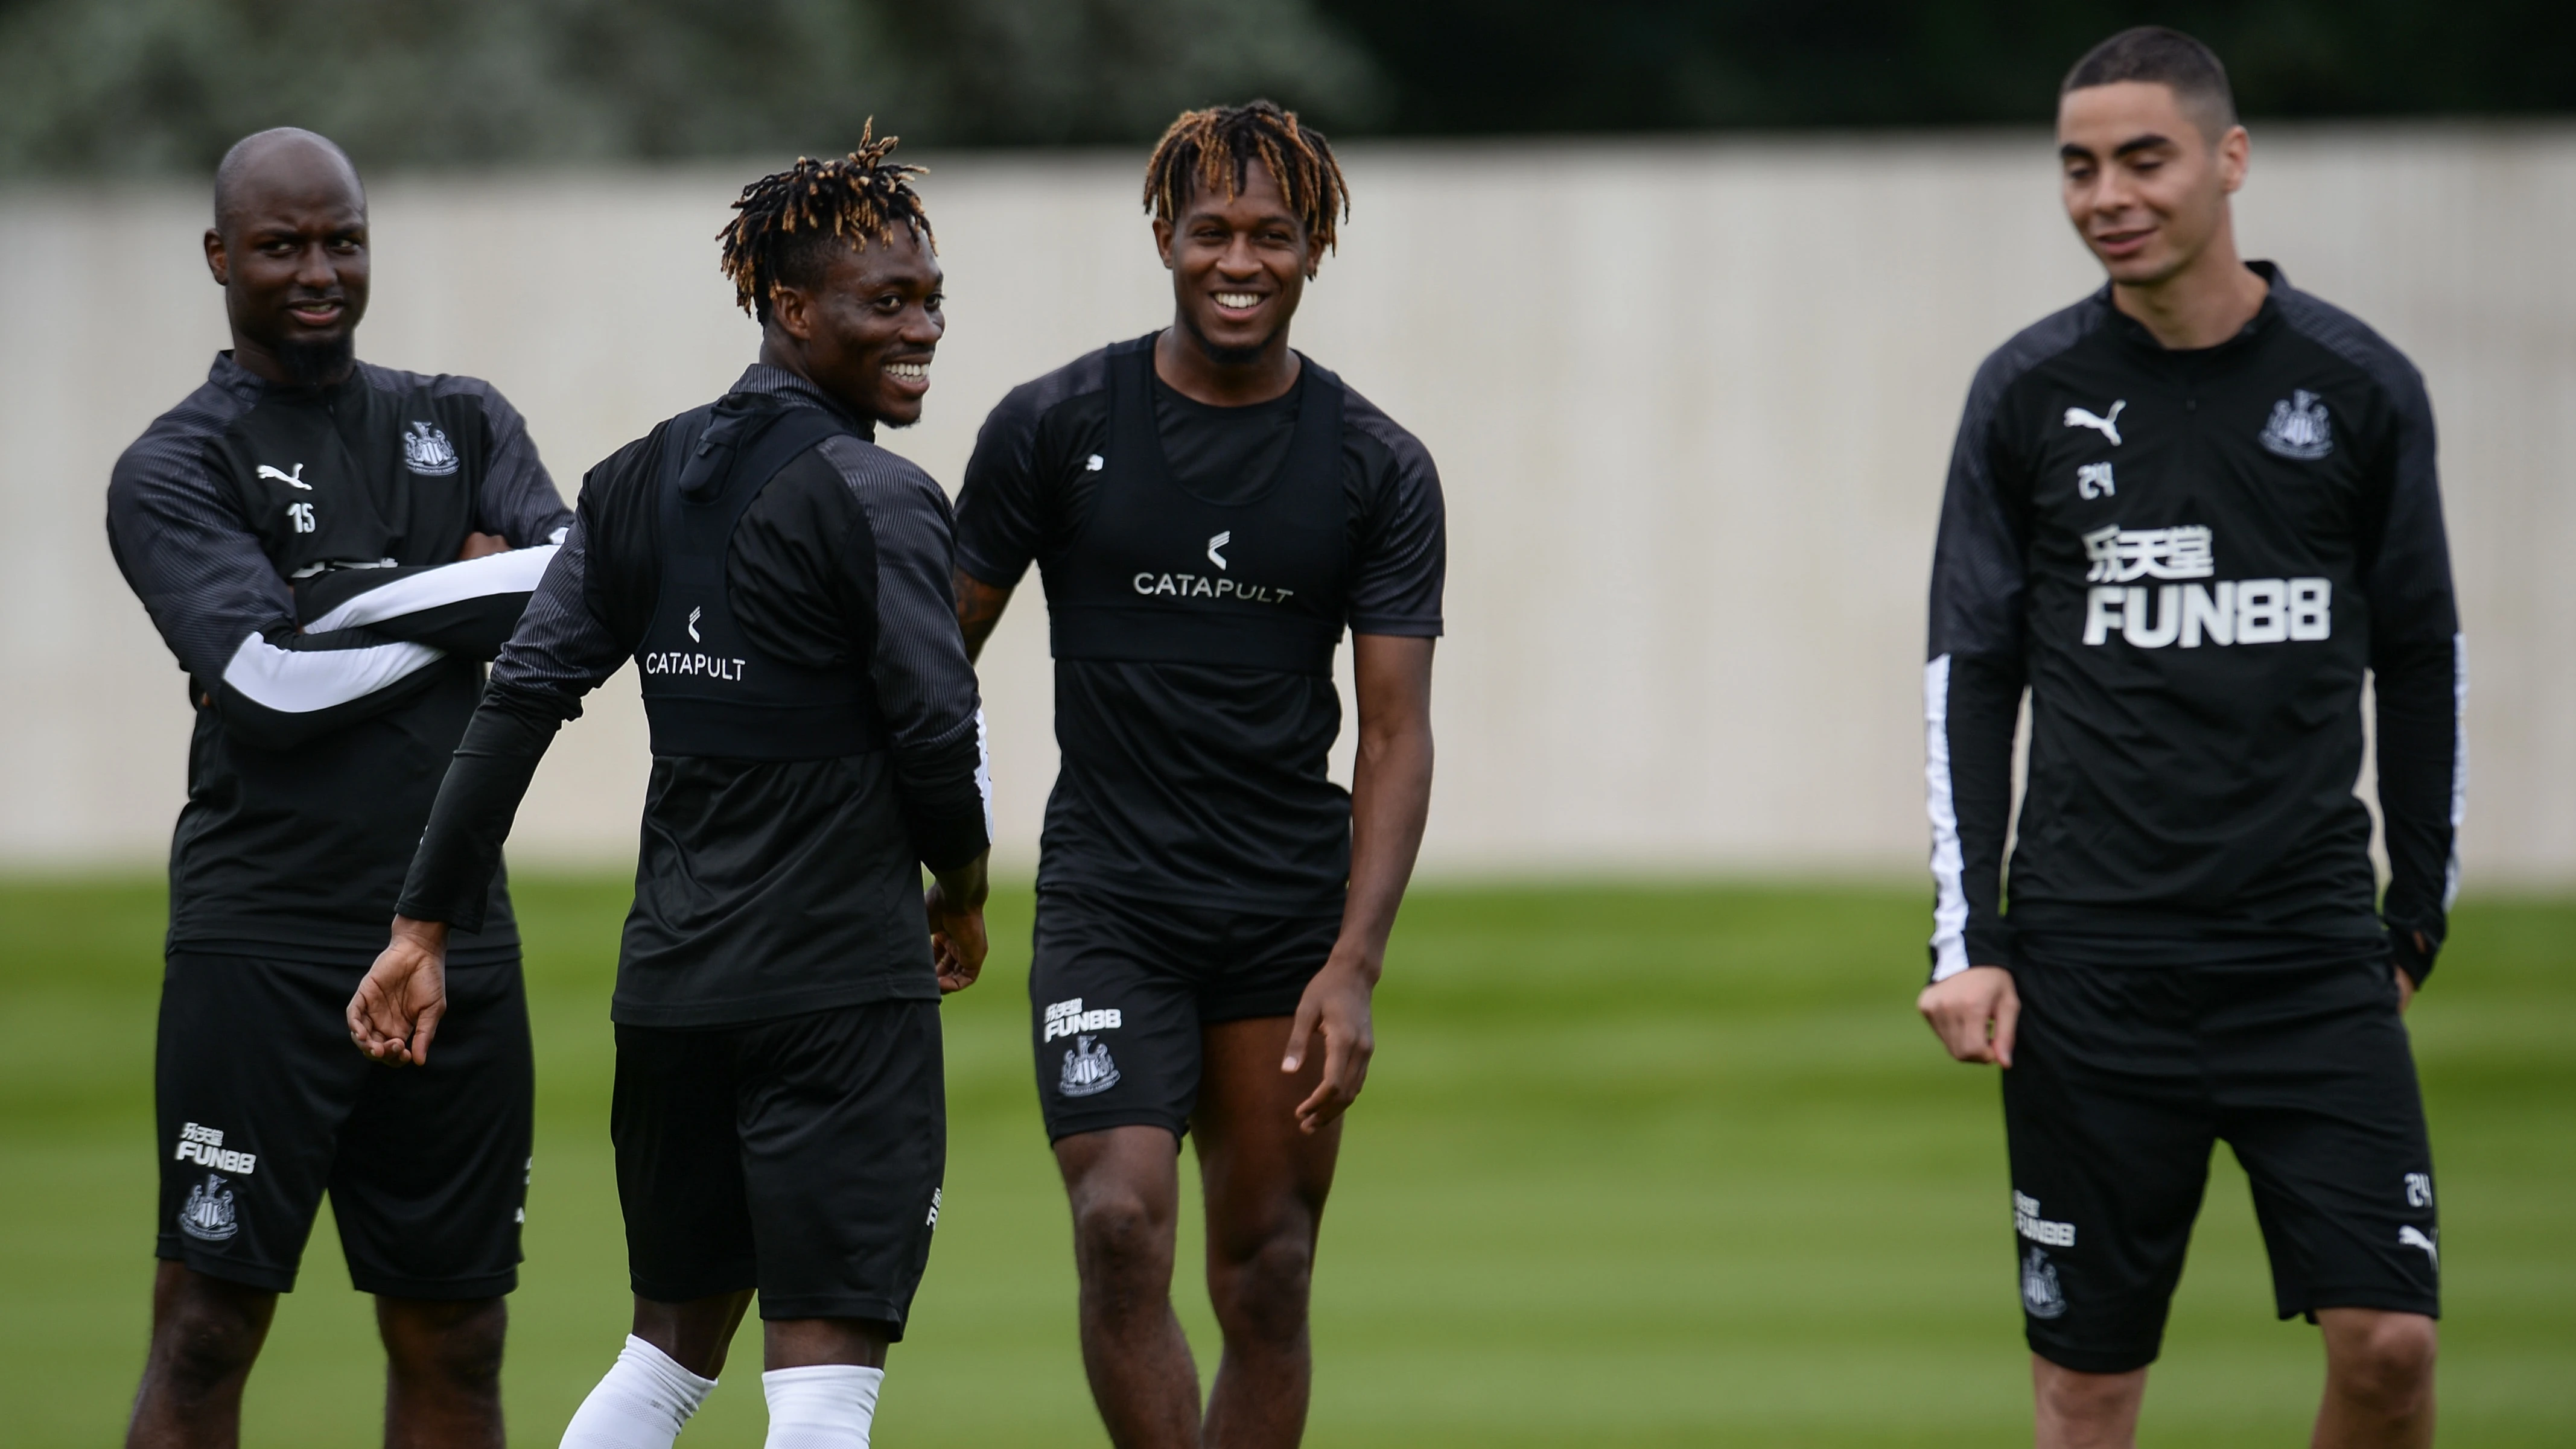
[2398,1225,2438,1270]
[2063,401,2126,447]
[256,463,312,490]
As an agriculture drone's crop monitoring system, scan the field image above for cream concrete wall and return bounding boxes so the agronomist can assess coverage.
[4,127,2570,882]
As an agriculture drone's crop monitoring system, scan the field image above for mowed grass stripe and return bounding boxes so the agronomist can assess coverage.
[0,878,2567,1447]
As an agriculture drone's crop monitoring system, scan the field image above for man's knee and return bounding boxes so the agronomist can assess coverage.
[380,1296,507,1392]
[149,1274,274,1398]
[1069,1185,1173,1285]
[1211,1230,1314,1344]
[2325,1310,2437,1413]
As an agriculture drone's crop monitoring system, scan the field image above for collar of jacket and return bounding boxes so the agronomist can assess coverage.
[727,362,879,443]
[2091,258,2289,360]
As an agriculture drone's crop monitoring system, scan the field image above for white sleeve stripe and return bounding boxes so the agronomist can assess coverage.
[973,707,995,843]
[1924,654,1972,982]
[221,630,445,714]
[302,545,559,634]
[2443,632,2469,913]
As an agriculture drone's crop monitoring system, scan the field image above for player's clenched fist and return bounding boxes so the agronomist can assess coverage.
[1917,963,2018,1068]
[348,916,451,1067]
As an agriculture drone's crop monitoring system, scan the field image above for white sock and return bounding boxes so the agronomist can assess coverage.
[761,1364,885,1449]
[559,1335,719,1449]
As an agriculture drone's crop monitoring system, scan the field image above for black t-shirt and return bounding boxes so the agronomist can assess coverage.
[956,341,1445,913]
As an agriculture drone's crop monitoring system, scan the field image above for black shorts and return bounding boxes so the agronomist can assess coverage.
[2002,945,2439,1374]
[611,998,944,1333]
[1029,887,1342,1142]
[156,950,532,1298]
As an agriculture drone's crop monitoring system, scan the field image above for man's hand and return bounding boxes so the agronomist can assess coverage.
[348,916,451,1067]
[457,531,512,561]
[1284,951,1378,1135]
[2395,965,2417,1013]
[1918,963,2020,1068]
[925,852,991,994]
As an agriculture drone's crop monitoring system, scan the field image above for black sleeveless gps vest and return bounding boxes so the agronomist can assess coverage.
[635,396,879,759]
[1045,335,1351,677]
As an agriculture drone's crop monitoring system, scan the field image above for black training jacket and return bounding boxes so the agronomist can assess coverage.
[1924,264,2463,982]
[106,352,568,963]
[396,365,990,1028]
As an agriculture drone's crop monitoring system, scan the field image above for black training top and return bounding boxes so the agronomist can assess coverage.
[1924,264,2464,981]
[955,335,1445,914]
[396,364,991,1028]
[107,352,569,965]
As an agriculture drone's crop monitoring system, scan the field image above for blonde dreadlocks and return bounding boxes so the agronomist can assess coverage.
[719,123,934,323]
[1143,101,1348,272]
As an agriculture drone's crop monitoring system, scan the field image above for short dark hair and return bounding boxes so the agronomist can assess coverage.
[1143,100,1349,272]
[718,122,934,324]
[2061,27,2238,136]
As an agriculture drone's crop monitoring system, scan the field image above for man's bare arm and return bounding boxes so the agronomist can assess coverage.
[1286,633,1436,1132]
[953,568,1013,664]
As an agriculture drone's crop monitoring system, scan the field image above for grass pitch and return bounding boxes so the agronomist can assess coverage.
[2,877,2569,1447]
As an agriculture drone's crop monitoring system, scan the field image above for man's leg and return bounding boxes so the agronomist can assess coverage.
[377,1296,507,1449]
[1194,1017,1340,1449]
[127,1262,279,1449]
[1055,1127,1200,1449]
[2031,1357,2147,1449]
[558,1293,746,1449]
[2313,1308,2436,1448]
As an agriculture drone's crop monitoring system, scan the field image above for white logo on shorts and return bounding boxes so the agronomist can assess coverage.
[179,1173,240,1241]
[2021,1247,2067,1319]
[174,1121,257,1176]
[2014,1190,2076,1248]
[1059,1035,1121,1097]
[926,1187,942,1228]
[2399,1225,2439,1271]
[1043,996,1124,1043]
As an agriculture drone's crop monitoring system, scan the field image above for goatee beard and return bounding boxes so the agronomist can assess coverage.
[1183,312,1280,369]
[276,333,355,387]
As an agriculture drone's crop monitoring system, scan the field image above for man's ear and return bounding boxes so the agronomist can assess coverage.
[204,228,229,287]
[2218,124,2252,195]
[1152,217,1177,271]
[768,282,815,343]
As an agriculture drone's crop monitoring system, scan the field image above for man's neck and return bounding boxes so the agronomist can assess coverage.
[757,335,874,428]
[230,335,356,389]
[1154,323,1299,407]
[2110,233,2270,350]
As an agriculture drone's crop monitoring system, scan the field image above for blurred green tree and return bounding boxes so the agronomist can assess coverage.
[0,0,1382,174]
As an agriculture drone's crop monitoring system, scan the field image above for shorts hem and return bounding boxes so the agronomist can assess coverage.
[156,1243,298,1295]
[351,1267,520,1300]
[2277,1288,2441,1322]
[1046,1112,1186,1146]
[632,1269,760,1305]
[754,1295,909,1338]
[2028,1336,2160,1375]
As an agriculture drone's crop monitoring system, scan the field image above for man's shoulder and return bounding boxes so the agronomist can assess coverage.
[1970,293,2111,413]
[356,360,515,407]
[814,434,952,521]
[2266,281,2429,415]
[1330,372,1436,482]
[987,345,1118,436]
[110,373,252,505]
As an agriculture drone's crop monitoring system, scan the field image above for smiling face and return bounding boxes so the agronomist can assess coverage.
[2057,80,2247,288]
[205,135,369,386]
[1154,160,1313,366]
[765,224,945,428]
